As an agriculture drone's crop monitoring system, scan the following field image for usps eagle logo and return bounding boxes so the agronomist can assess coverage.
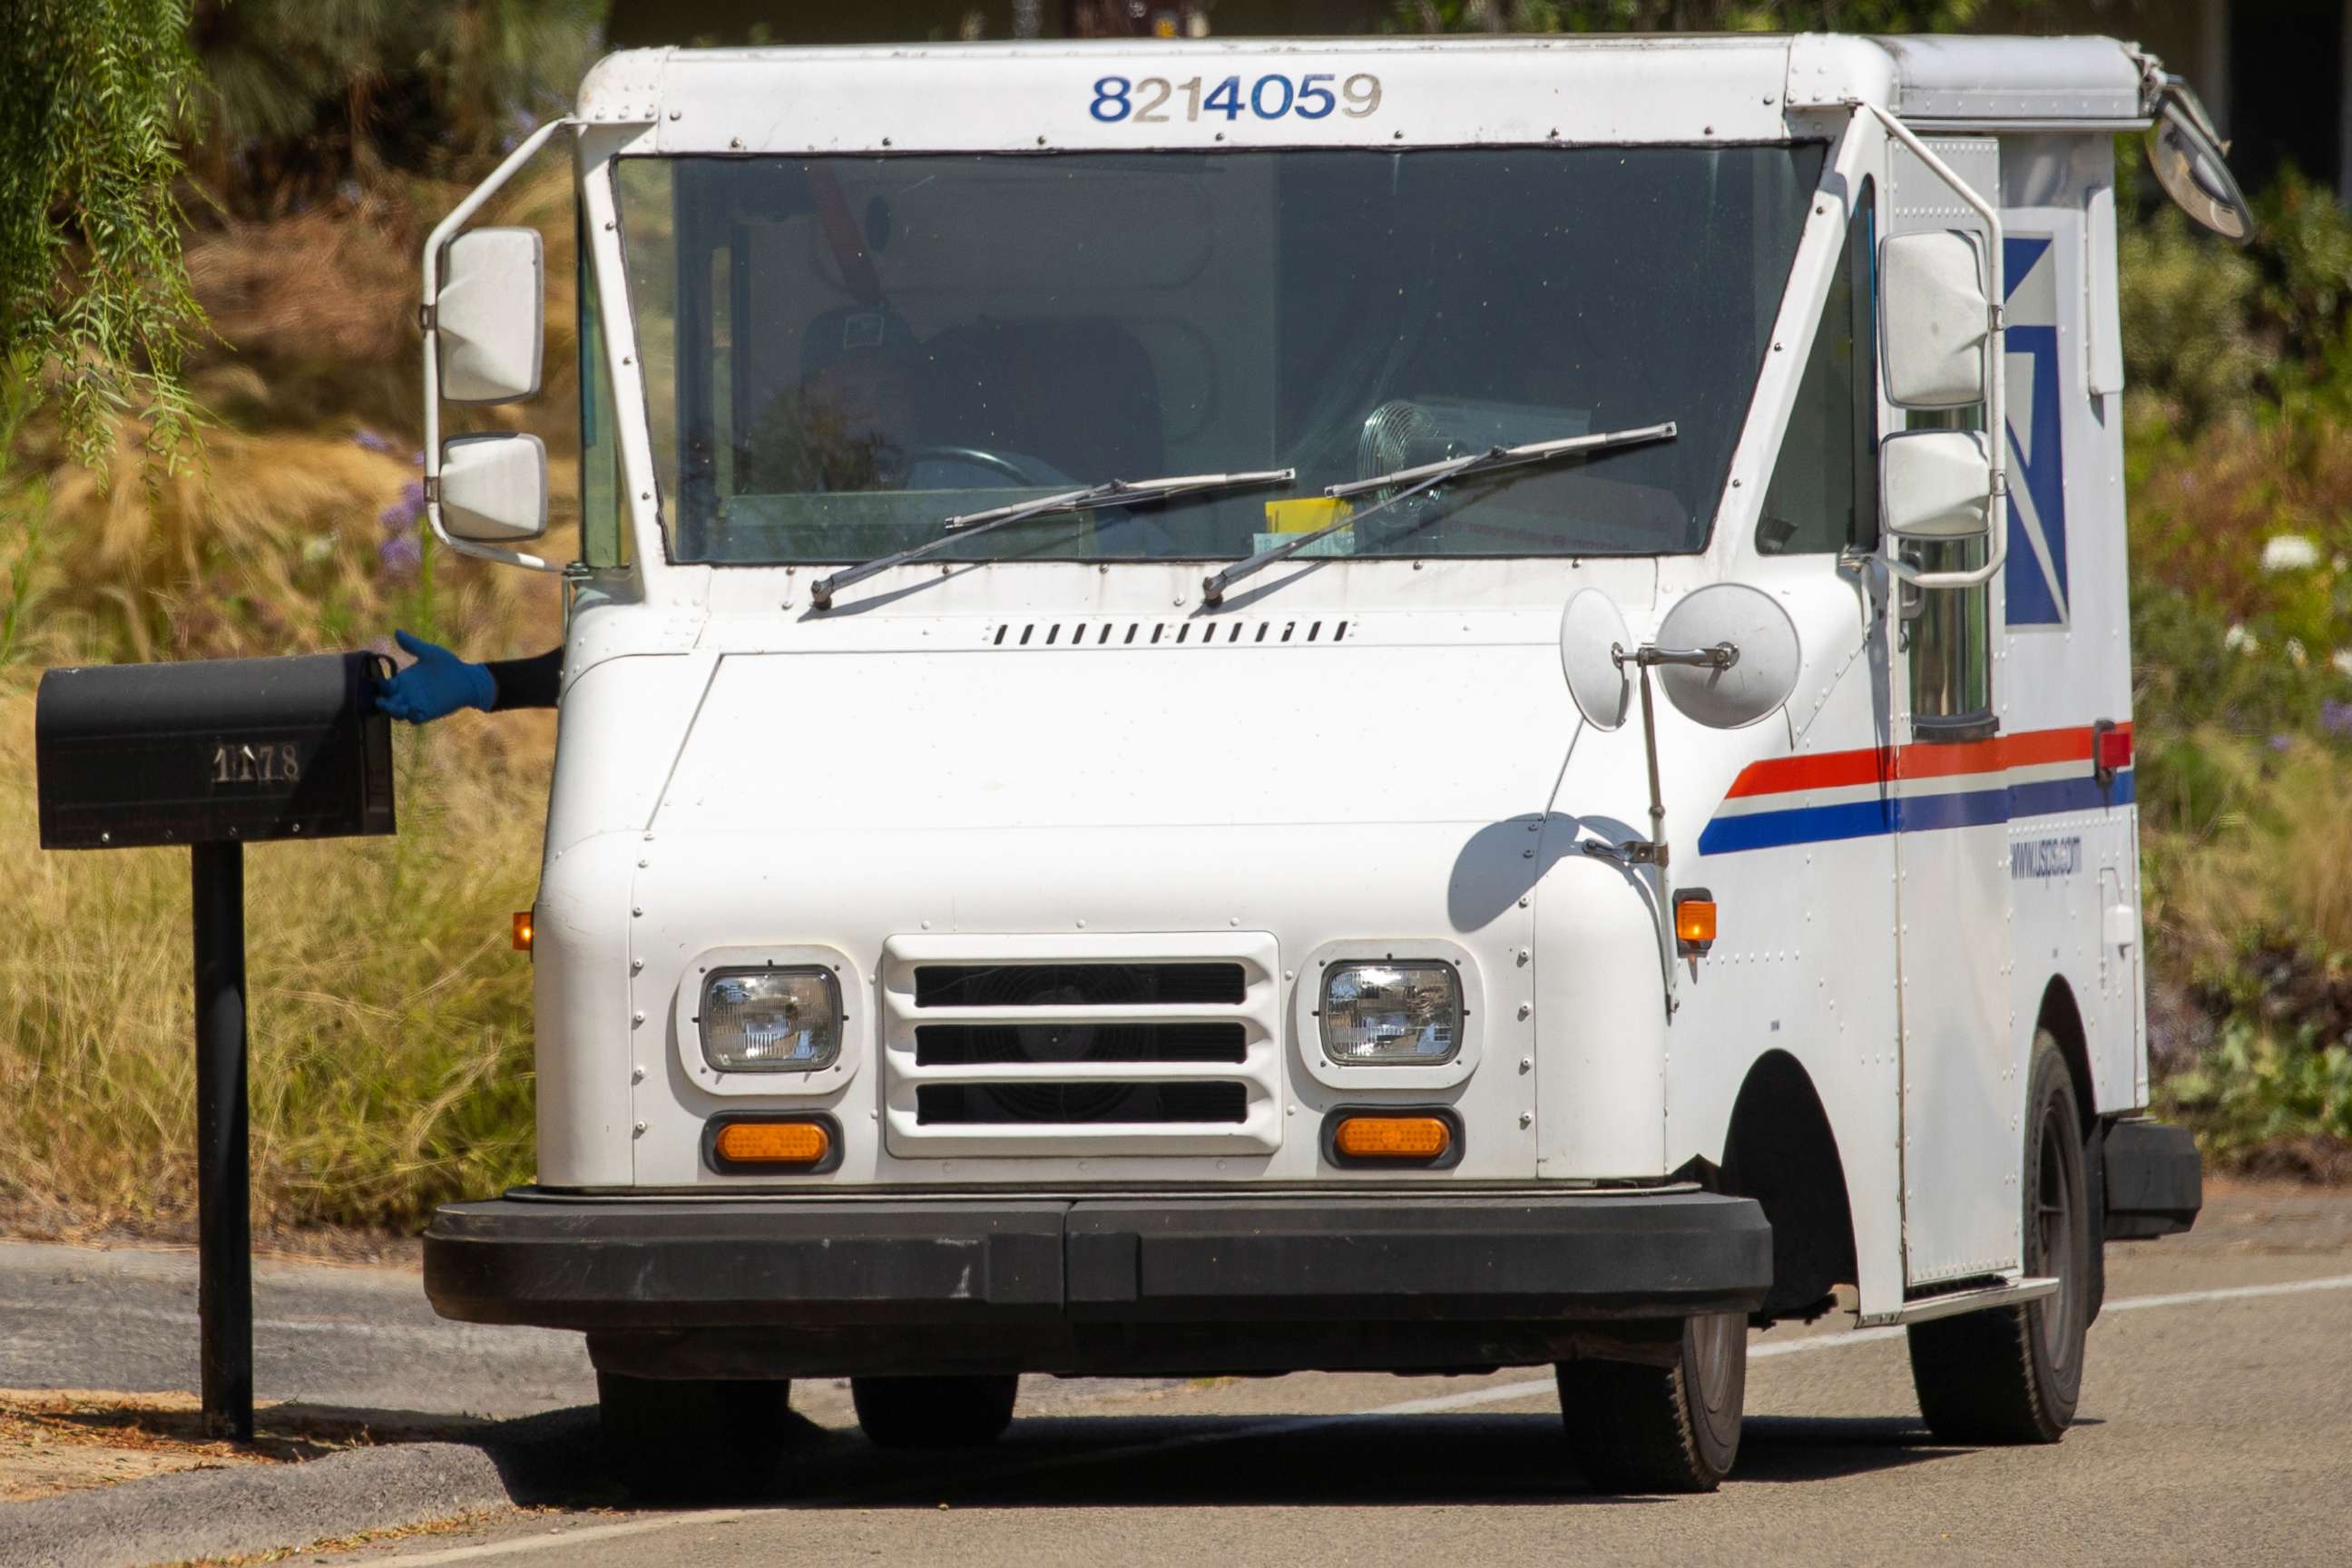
[2003,235,2068,628]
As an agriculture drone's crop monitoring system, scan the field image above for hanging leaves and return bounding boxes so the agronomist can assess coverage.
[0,0,209,479]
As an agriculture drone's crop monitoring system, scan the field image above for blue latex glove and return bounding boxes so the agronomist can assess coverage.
[375,630,495,723]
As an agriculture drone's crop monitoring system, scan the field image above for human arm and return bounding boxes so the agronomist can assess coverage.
[374,630,562,721]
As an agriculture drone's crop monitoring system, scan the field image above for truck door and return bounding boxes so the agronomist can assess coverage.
[1886,135,2024,1288]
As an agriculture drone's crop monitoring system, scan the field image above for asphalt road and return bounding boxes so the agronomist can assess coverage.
[0,1239,590,1424]
[5,1182,2347,1567]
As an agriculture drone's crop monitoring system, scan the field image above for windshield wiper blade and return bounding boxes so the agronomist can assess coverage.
[809,467,1296,611]
[1200,420,1677,607]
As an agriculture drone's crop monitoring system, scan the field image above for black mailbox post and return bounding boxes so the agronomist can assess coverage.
[35,652,396,1439]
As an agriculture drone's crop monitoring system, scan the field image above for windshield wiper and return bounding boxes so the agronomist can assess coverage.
[809,468,1297,611]
[1199,421,1678,606]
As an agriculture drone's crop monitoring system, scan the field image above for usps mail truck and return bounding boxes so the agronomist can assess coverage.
[416,33,2230,1494]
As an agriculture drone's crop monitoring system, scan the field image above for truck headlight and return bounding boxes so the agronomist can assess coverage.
[700,967,841,1072]
[1318,961,1463,1064]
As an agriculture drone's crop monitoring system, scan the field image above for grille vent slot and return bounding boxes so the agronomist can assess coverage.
[916,1081,1248,1126]
[991,618,1346,649]
[916,1021,1248,1067]
[914,962,1245,1008]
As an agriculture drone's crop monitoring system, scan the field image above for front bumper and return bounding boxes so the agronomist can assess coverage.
[425,1189,1770,1377]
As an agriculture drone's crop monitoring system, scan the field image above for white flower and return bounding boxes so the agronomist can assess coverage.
[2226,623,2258,653]
[2288,637,2309,667]
[2333,648,2352,678]
[2262,534,2321,573]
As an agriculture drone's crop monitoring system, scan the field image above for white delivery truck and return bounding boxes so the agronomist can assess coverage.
[417,33,2236,1494]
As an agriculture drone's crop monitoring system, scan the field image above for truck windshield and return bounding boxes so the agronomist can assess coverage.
[613,144,1823,566]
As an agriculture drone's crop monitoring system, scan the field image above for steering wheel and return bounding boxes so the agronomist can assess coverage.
[913,446,1040,485]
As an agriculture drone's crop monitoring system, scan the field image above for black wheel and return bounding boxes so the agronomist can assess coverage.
[851,1374,1019,1449]
[597,1372,791,1498]
[1554,1311,1746,1493]
[1907,1031,2091,1444]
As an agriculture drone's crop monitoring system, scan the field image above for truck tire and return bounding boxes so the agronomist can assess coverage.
[1554,1311,1746,1493]
[1906,1032,2091,1444]
[598,1372,790,1497]
[851,1374,1020,1449]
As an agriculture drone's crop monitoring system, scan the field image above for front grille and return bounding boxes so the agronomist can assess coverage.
[916,1081,1249,1125]
[882,935,1281,1157]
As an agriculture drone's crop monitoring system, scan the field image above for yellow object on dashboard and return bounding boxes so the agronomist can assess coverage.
[1263,496,1354,534]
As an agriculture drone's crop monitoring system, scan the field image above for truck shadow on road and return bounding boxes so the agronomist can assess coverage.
[491,1409,1976,1512]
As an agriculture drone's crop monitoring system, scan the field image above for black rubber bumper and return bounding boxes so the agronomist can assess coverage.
[424,1189,1771,1331]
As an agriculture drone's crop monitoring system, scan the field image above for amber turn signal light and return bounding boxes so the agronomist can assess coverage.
[1674,889,1717,956]
[1332,1114,1453,1161]
[712,1119,832,1169]
[512,910,534,952]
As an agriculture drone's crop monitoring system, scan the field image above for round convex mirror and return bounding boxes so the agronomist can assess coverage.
[1558,587,1632,731]
[2147,95,2252,245]
[1653,583,1801,730]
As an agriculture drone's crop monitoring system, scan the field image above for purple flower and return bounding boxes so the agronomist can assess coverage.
[2323,701,2352,739]
[379,532,423,578]
[352,428,394,454]
[2270,733,2294,753]
[379,479,426,534]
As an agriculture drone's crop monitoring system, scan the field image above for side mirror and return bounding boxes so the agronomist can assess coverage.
[2147,86,2253,245]
[439,434,548,544]
[1559,588,1633,732]
[1879,231,1990,409]
[1880,428,1994,542]
[1652,583,1801,730]
[436,228,544,404]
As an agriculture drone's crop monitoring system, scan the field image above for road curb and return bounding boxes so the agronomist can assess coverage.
[0,1408,595,1568]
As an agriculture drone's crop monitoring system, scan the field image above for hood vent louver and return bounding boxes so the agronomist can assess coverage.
[992,618,1348,650]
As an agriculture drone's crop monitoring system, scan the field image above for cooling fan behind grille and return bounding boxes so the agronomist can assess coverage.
[959,964,1146,1123]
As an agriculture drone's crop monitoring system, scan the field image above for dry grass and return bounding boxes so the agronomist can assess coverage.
[0,680,554,1235]
[0,162,595,1239]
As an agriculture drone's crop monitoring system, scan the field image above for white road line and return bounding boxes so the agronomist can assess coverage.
[358,1270,2352,1563]
[2094,1273,2352,1314]
[0,1298,571,1350]
[347,1513,749,1565]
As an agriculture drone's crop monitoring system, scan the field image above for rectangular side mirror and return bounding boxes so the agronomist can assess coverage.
[440,434,548,544]
[436,228,544,404]
[1880,428,1994,541]
[1879,230,1990,409]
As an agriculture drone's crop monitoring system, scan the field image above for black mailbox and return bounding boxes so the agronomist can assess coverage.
[35,651,396,850]
[32,646,400,1443]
